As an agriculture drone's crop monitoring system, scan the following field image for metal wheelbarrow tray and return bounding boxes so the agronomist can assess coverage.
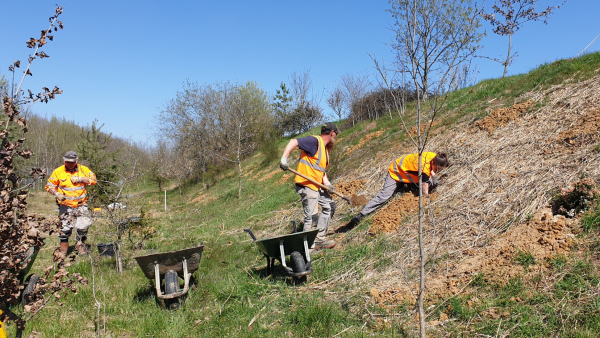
[245,227,319,278]
[134,244,204,301]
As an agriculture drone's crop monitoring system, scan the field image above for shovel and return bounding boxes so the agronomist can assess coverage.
[285,167,367,206]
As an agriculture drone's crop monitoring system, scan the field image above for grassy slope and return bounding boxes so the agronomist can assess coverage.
[8,52,600,337]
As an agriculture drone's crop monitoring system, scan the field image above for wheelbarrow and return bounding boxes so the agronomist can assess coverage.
[244,222,319,281]
[133,244,204,309]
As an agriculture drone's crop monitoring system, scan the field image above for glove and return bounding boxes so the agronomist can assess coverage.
[326,184,335,192]
[55,192,67,202]
[280,156,289,171]
[71,176,86,184]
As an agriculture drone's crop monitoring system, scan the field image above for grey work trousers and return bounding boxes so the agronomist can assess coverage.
[360,173,411,216]
[295,184,335,241]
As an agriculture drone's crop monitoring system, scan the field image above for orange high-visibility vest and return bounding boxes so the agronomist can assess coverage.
[294,135,329,191]
[45,164,97,207]
[388,152,436,185]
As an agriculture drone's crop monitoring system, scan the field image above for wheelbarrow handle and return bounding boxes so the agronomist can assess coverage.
[244,228,257,241]
[285,167,351,204]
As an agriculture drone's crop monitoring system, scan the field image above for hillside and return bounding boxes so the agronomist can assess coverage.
[10,53,600,337]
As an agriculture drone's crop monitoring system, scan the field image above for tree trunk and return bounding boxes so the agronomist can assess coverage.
[503,34,512,78]
[237,122,242,200]
[116,242,123,273]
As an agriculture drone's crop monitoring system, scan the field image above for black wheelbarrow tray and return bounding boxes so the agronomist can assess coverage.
[133,244,204,301]
[244,228,319,278]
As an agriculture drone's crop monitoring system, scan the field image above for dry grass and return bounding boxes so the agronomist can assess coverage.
[257,75,600,317]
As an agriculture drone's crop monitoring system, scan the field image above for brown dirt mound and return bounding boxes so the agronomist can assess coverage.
[350,195,369,205]
[258,169,281,182]
[553,107,600,147]
[242,167,256,178]
[278,173,293,185]
[335,180,366,197]
[369,193,432,234]
[252,167,271,180]
[474,99,535,132]
[345,130,384,156]
[187,192,216,205]
[370,206,578,305]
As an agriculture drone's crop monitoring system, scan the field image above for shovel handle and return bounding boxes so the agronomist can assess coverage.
[286,167,351,204]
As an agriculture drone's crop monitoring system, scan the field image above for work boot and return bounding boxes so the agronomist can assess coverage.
[349,213,365,226]
[60,242,69,254]
[314,239,336,250]
[75,241,89,255]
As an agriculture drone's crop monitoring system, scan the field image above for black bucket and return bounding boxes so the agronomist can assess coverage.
[97,243,115,257]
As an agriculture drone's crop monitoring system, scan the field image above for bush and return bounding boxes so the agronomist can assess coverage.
[551,178,599,217]
[349,86,423,124]
[257,126,280,165]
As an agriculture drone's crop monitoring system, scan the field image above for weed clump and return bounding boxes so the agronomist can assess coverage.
[551,178,598,217]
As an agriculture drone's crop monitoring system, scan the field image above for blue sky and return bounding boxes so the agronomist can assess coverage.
[1,1,597,144]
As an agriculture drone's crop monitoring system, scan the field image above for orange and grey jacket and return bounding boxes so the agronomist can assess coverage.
[388,152,436,185]
[45,164,97,207]
[294,135,329,191]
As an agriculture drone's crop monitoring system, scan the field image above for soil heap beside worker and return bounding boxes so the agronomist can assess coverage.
[280,122,340,250]
[45,151,97,257]
[351,152,450,224]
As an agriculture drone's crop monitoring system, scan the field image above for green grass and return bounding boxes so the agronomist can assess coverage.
[514,249,536,268]
[7,52,600,337]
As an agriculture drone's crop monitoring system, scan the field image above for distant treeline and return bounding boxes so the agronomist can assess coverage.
[16,112,152,191]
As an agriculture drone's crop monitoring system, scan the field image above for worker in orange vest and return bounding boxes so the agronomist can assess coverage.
[45,151,97,256]
[351,152,450,224]
[280,122,339,250]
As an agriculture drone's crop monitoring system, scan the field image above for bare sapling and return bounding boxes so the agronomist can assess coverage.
[481,0,566,78]
[98,153,155,273]
[376,0,483,336]
[0,5,89,337]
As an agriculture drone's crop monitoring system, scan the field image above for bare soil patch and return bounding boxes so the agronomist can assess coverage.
[474,99,534,132]
[370,206,578,305]
[278,173,293,185]
[368,193,435,235]
[553,107,600,148]
[258,169,281,182]
[335,179,366,196]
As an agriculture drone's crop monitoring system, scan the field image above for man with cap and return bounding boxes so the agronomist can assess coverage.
[45,151,97,256]
[280,122,339,250]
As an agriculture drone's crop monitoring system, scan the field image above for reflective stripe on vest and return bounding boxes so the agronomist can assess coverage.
[298,138,327,172]
[63,194,87,201]
[61,186,86,192]
[392,155,417,185]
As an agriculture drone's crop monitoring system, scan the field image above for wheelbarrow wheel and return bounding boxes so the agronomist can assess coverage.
[22,274,39,305]
[289,251,306,273]
[164,270,180,310]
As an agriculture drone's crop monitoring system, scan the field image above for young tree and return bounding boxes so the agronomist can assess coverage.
[77,119,119,206]
[381,0,483,336]
[0,6,88,336]
[389,0,483,97]
[339,72,372,125]
[327,86,344,122]
[482,0,566,77]
[287,70,324,134]
[272,82,293,135]
[218,81,272,199]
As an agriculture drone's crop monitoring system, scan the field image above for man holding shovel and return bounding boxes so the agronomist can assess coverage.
[351,152,449,224]
[280,122,339,250]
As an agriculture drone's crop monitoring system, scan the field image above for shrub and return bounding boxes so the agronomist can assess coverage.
[551,178,599,217]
